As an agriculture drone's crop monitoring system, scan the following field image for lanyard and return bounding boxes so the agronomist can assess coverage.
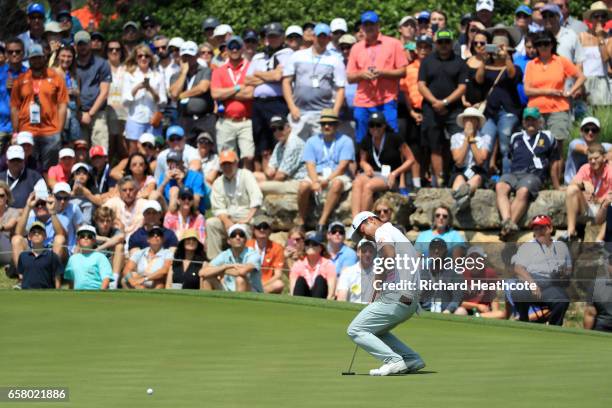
[537,240,558,257]
[592,173,604,196]
[311,50,323,77]
[371,134,386,169]
[65,72,72,89]
[227,62,246,86]
[178,213,191,231]
[322,138,336,163]
[522,131,541,157]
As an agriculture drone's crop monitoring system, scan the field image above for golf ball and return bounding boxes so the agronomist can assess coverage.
[147,388,153,395]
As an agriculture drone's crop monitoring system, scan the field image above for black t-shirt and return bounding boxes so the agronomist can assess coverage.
[18,250,62,289]
[359,132,404,172]
[484,65,523,118]
[465,66,489,105]
[418,51,469,110]
[170,65,214,117]
[172,259,202,289]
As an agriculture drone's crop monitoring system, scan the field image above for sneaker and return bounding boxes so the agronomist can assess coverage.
[402,359,426,374]
[369,360,408,376]
[452,183,470,200]
[398,187,410,197]
[454,195,471,212]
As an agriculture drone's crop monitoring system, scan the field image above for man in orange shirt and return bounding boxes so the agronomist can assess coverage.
[347,11,408,143]
[246,214,285,294]
[10,44,67,172]
[72,0,103,31]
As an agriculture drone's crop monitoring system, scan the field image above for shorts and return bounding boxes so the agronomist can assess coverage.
[421,105,461,150]
[124,119,161,141]
[106,105,127,135]
[288,110,321,141]
[585,202,600,219]
[303,174,352,193]
[80,110,109,150]
[252,97,288,156]
[542,111,570,141]
[499,172,542,199]
[215,117,255,158]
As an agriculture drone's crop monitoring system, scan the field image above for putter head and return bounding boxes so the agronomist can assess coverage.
[341,372,355,375]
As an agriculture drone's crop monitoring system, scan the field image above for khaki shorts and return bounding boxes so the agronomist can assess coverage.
[80,110,109,150]
[542,111,571,141]
[215,117,255,158]
[303,174,352,193]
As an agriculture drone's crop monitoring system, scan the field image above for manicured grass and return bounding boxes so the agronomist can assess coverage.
[0,291,610,408]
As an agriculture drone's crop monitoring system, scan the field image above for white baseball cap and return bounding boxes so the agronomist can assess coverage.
[16,131,34,145]
[476,0,494,12]
[59,148,75,159]
[580,116,601,129]
[139,133,156,145]
[227,223,250,238]
[357,238,376,249]
[143,200,162,213]
[467,246,487,258]
[77,224,97,235]
[213,24,233,37]
[330,18,348,33]
[168,37,184,49]
[285,25,303,37]
[71,162,90,174]
[180,41,198,56]
[350,211,377,242]
[6,145,25,161]
[52,182,71,195]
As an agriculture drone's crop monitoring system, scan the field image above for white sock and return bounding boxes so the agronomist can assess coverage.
[109,273,119,290]
[412,178,421,188]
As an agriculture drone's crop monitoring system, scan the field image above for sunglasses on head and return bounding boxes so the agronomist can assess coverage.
[230,231,246,239]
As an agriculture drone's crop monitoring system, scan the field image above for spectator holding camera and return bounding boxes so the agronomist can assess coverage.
[157,150,208,214]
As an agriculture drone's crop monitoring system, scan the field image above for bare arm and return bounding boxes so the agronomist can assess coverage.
[332,87,345,115]
[89,82,109,116]
[179,80,210,100]
[199,263,229,278]
[583,304,597,330]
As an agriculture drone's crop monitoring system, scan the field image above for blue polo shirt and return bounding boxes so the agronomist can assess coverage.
[210,247,263,292]
[302,133,355,175]
[509,130,559,180]
[64,251,113,290]
[157,169,210,213]
[415,229,466,257]
[76,55,112,111]
[328,244,358,276]
[18,250,63,289]
[128,226,178,251]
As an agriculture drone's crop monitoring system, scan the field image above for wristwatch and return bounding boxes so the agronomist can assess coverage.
[443,99,449,107]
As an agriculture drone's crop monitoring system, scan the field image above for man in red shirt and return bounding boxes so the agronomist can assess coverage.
[10,43,67,173]
[211,36,255,170]
[347,11,408,143]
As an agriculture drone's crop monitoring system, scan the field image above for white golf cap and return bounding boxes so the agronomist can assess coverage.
[227,223,250,238]
[52,182,71,195]
[143,200,162,213]
[580,116,601,129]
[77,224,97,235]
[467,246,487,258]
[6,145,25,160]
[330,18,348,33]
[285,25,303,37]
[16,131,34,145]
[357,238,376,249]
[139,133,156,145]
[180,41,198,56]
[59,147,75,158]
[476,0,495,12]
[350,211,377,242]
[213,24,233,37]
[168,37,184,49]
[71,162,90,174]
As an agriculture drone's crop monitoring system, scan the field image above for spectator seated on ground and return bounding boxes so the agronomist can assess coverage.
[449,107,492,213]
[167,229,207,290]
[254,115,307,195]
[207,150,263,259]
[17,221,63,290]
[419,238,464,314]
[350,112,415,217]
[245,215,285,294]
[64,225,113,290]
[336,239,375,303]
[92,206,125,288]
[0,145,42,209]
[199,224,263,292]
[326,221,358,276]
[156,149,209,214]
[128,199,177,255]
[415,205,465,257]
[495,107,558,240]
[123,225,173,289]
[297,109,355,238]
[564,116,612,185]
[289,231,336,299]
[455,246,505,319]
[565,143,612,241]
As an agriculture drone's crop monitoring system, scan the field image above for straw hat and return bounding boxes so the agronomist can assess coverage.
[456,107,486,128]
[583,1,609,21]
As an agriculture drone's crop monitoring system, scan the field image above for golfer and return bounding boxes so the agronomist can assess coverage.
[347,211,425,376]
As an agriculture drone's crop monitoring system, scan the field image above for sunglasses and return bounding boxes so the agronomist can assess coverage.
[55,195,70,201]
[592,13,608,20]
[321,122,338,127]
[270,125,284,132]
[227,44,242,51]
[143,24,155,30]
[108,47,121,53]
[329,228,345,235]
[305,241,320,248]
[291,237,304,242]
[435,213,449,219]
[29,229,45,235]
[473,41,486,46]
[541,13,558,19]
[179,195,193,201]
[368,123,384,128]
[35,201,46,208]
[137,54,151,59]
[377,208,391,214]
[583,126,600,133]
[142,142,155,149]
[78,233,95,240]
[436,39,452,45]
[200,50,213,55]
[148,231,163,238]
[7,49,22,55]
[535,41,552,47]
[229,231,246,239]
[516,13,530,19]
[168,137,182,142]
[340,45,352,51]
[245,39,258,44]
[58,16,71,23]
[255,223,270,230]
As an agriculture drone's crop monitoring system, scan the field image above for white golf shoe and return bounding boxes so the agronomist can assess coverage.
[369,360,408,376]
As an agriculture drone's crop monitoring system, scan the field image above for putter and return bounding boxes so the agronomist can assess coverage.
[341,286,378,376]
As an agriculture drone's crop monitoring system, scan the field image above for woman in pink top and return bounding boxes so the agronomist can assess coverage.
[163,187,206,244]
[290,232,336,299]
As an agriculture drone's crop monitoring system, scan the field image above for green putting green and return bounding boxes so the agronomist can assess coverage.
[1,291,610,407]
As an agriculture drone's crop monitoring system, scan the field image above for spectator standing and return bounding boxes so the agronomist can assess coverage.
[52,44,81,145]
[167,229,207,290]
[121,22,141,56]
[10,44,68,172]
[17,221,63,290]
[553,0,588,34]
[0,145,42,209]
[565,116,611,184]
[72,0,105,31]
[415,205,466,257]
[514,5,533,56]
[154,35,180,125]
[418,29,469,187]
[211,36,255,169]
[495,108,558,239]
[285,26,303,51]
[141,15,160,46]
[398,16,418,46]
[123,225,173,289]
[326,222,358,276]
[245,23,293,170]
[475,0,495,28]
[106,39,128,160]
[289,231,336,299]
[18,3,45,55]
[75,31,111,151]
[347,11,408,143]
[246,215,285,294]
[3,39,28,98]
[297,109,355,236]
[282,23,346,141]
[336,239,375,303]
[208,150,263,259]
[580,2,612,106]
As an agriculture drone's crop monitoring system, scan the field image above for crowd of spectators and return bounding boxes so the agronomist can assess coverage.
[0,1,611,332]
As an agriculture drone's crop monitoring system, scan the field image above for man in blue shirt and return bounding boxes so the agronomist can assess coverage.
[17,221,63,289]
[326,221,358,275]
[200,224,263,292]
[64,224,113,290]
[415,205,466,257]
[496,107,558,239]
[298,109,355,238]
[157,150,209,213]
[52,182,85,251]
